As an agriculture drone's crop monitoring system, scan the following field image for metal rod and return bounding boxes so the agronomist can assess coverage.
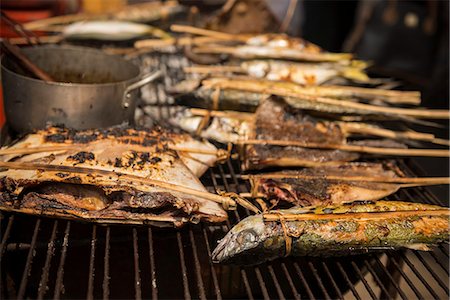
[188,228,206,300]
[293,261,315,299]
[148,228,158,300]
[254,268,270,300]
[102,226,110,300]
[201,225,222,299]
[53,221,71,300]
[132,228,142,300]
[267,265,285,300]
[37,220,58,300]
[350,260,377,300]
[176,231,191,299]
[308,261,331,300]
[17,218,41,299]
[372,254,408,300]
[280,263,301,300]
[335,261,361,300]
[320,261,343,300]
[362,259,391,299]
[87,225,97,300]
[398,251,440,299]
[387,253,424,299]
[0,215,14,262]
[413,251,449,296]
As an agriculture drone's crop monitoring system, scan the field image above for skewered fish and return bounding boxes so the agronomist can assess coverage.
[172,77,421,115]
[0,126,233,226]
[200,77,448,119]
[241,60,370,85]
[193,44,351,62]
[247,162,405,207]
[212,200,450,265]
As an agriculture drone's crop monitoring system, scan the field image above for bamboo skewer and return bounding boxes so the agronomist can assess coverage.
[170,24,248,42]
[0,144,227,158]
[0,206,187,225]
[0,146,78,156]
[339,122,450,146]
[0,161,237,209]
[203,79,450,119]
[190,108,254,120]
[134,36,228,49]
[184,65,245,74]
[242,174,450,185]
[194,45,352,62]
[263,209,450,222]
[239,139,450,157]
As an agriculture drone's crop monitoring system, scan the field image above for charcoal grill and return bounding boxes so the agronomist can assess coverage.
[1,52,449,299]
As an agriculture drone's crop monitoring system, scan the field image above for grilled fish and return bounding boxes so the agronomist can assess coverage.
[212,200,450,265]
[242,60,370,85]
[249,162,404,207]
[0,126,230,226]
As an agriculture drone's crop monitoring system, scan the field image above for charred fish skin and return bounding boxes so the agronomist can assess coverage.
[212,201,450,265]
[175,88,263,112]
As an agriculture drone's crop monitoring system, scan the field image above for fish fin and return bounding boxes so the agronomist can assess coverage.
[340,67,371,83]
[404,243,432,251]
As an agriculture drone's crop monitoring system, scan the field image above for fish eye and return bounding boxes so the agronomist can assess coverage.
[236,229,258,245]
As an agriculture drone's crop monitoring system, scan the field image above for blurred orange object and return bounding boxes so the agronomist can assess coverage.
[0,10,53,38]
[82,0,126,14]
[0,85,6,129]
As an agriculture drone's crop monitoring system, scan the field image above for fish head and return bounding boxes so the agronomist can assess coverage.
[211,215,270,265]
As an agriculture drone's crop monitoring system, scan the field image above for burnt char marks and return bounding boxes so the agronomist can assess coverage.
[113,151,162,169]
[67,151,95,164]
[43,125,174,147]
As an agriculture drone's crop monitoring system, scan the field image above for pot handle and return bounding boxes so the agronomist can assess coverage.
[122,70,162,108]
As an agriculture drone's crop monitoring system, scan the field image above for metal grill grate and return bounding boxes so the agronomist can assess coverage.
[0,159,449,299]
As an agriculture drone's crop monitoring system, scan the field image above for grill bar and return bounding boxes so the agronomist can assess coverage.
[102,226,110,300]
[398,251,440,299]
[362,259,390,299]
[37,220,58,300]
[17,219,41,299]
[132,228,142,300]
[0,215,14,261]
[388,253,424,299]
[53,221,71,300]
[413,251,449,296]
[201,225,222,299]
[189,228,207,300]
[280,263,301,300]
[147,228,158,299]
[309,261,331,299]
[267,265,285,300]
[373,254,408,300]
[293,261,316,299]
[335,261,361,300]
[350,260,377,300]
[320,261,343,300]
[86,225,97,300]
[177,231,191,299]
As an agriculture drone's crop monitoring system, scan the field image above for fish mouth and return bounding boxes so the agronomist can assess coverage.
[211,237,228,263]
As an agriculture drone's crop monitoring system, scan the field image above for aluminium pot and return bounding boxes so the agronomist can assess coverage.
[1,45,161,133]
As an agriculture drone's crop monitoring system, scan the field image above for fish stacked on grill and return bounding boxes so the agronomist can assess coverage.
[158,26,450,264]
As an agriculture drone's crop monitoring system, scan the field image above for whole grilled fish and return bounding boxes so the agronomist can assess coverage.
[212,200,450,265]
[242,60,370,85]
[0,126,231,226]
[250,162,404,207]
